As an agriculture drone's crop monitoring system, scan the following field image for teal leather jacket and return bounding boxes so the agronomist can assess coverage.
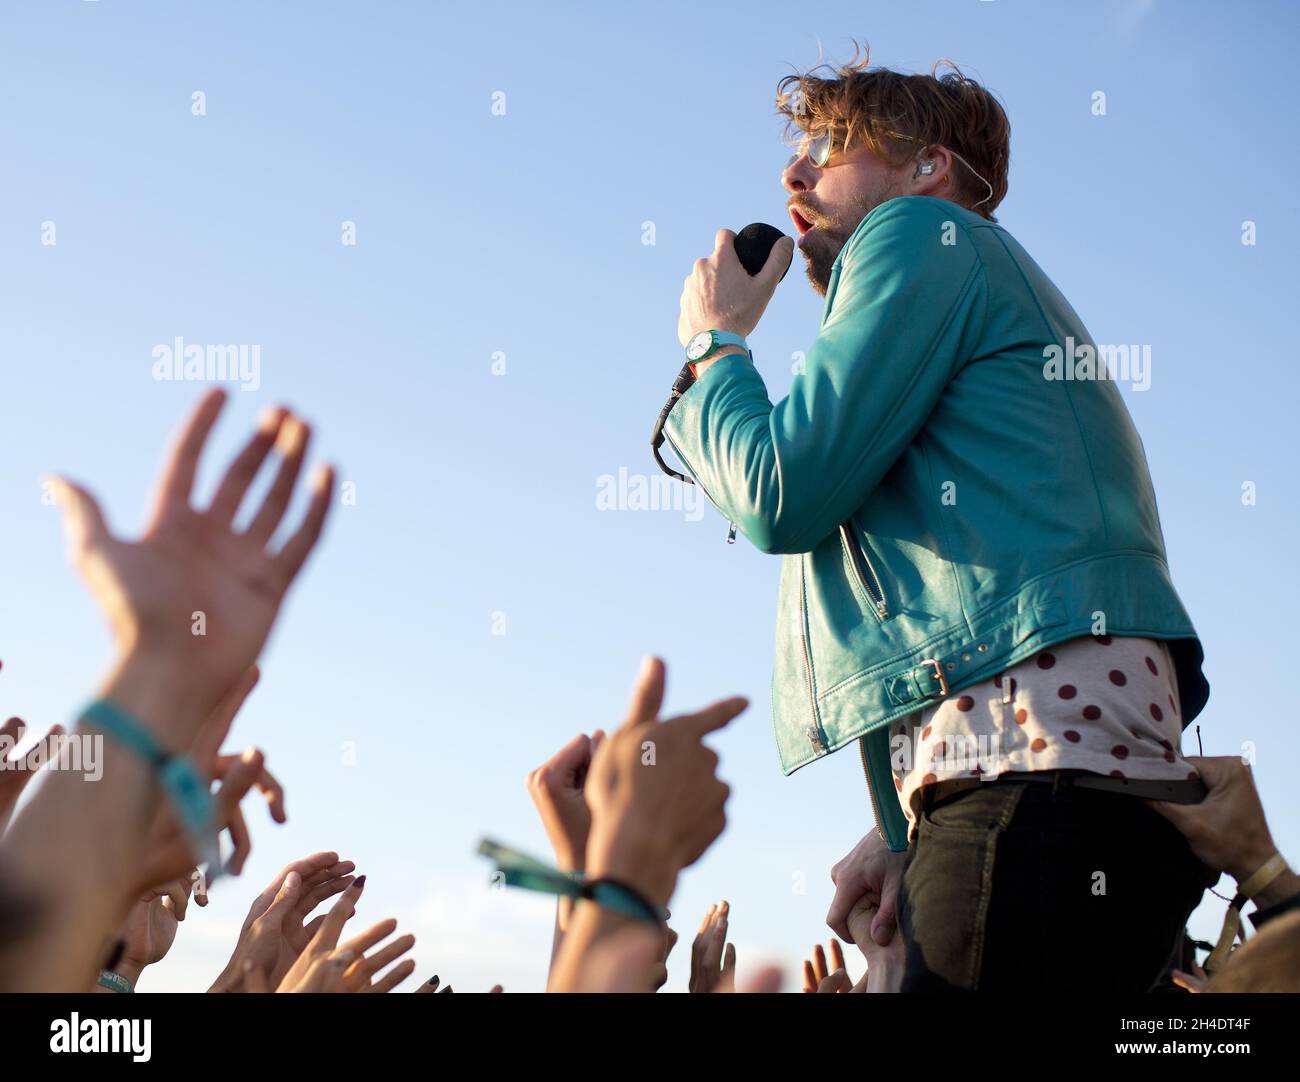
[663,196,1208,852]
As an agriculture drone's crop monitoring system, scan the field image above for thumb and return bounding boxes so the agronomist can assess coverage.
[758,235,795,289]
[49,477,109,555]
[871,891,899,947]
[263,869,302,923]
[619,656,665,732]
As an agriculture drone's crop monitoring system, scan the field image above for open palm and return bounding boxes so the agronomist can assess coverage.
[53,390,333,723]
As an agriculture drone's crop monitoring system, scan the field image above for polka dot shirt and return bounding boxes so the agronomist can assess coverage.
[890,635,1191,842]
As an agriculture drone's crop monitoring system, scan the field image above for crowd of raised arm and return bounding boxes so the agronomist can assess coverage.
[0,390,1294,993]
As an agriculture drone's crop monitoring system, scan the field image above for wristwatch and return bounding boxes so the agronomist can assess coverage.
[684,329,750,363]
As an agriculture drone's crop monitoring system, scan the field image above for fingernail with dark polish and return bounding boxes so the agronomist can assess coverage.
[354,875,366,889]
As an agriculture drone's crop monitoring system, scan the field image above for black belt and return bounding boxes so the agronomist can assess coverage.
[923,769,1207,811]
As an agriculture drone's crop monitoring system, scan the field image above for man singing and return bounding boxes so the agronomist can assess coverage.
[663,47,1212,991]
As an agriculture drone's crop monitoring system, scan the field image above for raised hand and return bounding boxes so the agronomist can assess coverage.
[0,707,64,835]
[0,392,336,992]
[108,874,196,988]
[529,728,608,971]
[583,657,744,908]
[52,389,334,743]
[527,729,605,873]
[677,227,793,349]
[276,877,416,993]
[689,900,736,993]
[210,851,355,990]
[339,919,417,993]
[134,747,282,890]
[205,751,286,876]
[803,940,855,993]
[279,861,358,967]
[548,658,742,993]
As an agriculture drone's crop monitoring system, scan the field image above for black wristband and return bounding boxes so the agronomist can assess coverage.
[580,877,667,924]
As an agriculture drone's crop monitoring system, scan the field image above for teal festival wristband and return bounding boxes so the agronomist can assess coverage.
[80,699,220,876]
[478,838,582,895]
[477,838,667,924]
[98,970,133,993]
[582,878,664,924]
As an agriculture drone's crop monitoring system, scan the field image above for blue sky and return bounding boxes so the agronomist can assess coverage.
[2,0,1297,991]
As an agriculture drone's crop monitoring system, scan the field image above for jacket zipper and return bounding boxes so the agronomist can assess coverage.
[840,523,889,619]
[843,523,891,844]
[858,734,889,846]
[658,430,739,543]
[798,557,821,741]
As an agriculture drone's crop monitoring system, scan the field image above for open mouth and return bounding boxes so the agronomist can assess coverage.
[789,205,816,236]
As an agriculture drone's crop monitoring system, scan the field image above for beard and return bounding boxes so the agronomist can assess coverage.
[793,179,900,296]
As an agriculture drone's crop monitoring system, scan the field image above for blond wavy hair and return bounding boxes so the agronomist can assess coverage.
[776,43,1011,221]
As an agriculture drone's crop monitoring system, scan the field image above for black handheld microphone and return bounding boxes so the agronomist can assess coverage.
[650,224,791,545]
[733,221,793,280]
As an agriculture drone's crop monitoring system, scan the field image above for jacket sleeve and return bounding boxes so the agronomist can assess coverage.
[663,197,986,554]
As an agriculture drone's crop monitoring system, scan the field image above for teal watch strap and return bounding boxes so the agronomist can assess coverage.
[686,330,751,363]
[80,699,220,875]
[704,330,749,356]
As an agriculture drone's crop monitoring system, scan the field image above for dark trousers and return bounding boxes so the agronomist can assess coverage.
[897,779,1213,992]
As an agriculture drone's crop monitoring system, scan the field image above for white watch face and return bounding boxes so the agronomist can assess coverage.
[686,331,713,361]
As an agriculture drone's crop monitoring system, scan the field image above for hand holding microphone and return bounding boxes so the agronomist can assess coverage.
[655,224,793,490]
[676,224,794,350]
